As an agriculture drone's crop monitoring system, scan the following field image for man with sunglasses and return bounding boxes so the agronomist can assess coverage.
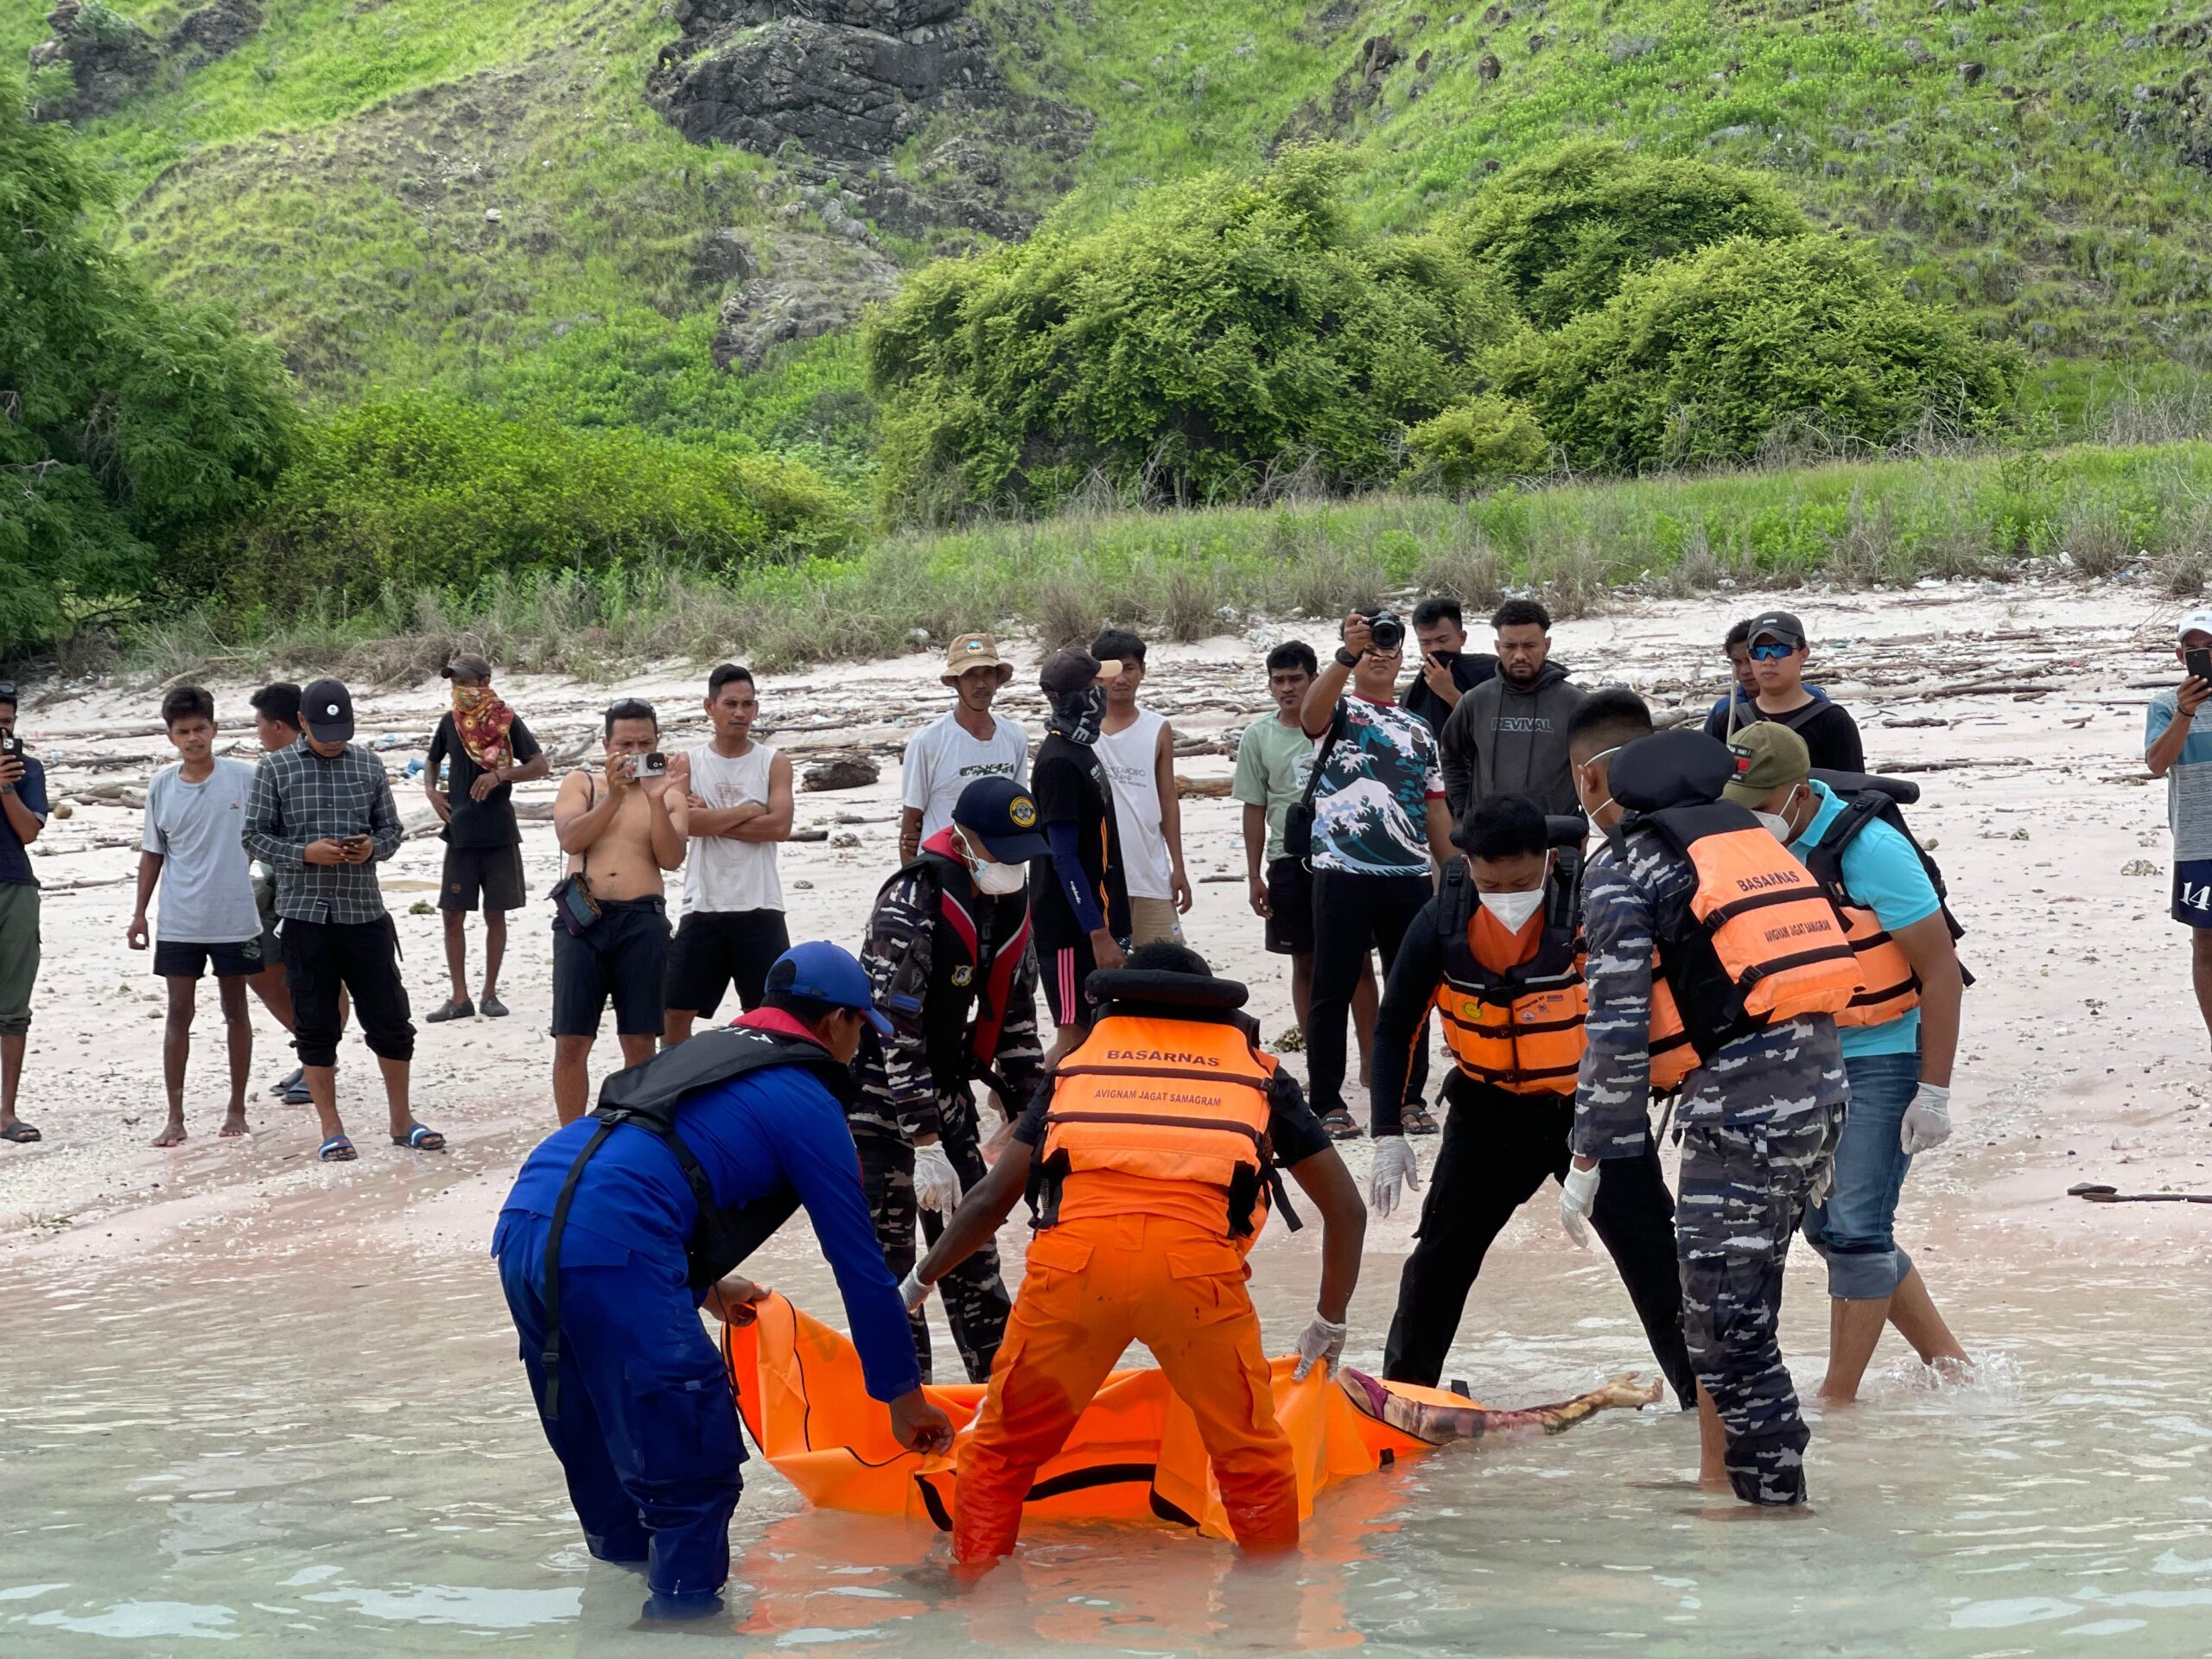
[0,682,48,1144]
[1296,612,1455,1138]
[1730,612,1864,772]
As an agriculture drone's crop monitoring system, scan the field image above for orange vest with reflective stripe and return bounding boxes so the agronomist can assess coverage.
[1039,1013,1279,1239]
[1831,906,1918,1027]
[1648,972,1697,1095]
[1435,887,1586,1098]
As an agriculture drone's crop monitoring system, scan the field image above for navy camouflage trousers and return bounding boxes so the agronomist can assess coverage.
[854,1100,1011,1385]
[1676,1104,1841,1506]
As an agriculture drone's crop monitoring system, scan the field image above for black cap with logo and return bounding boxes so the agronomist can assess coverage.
[301,678,355,743]
[951,776,1052,862]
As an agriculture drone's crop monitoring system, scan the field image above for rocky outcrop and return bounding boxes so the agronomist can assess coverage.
[28,0,262,121]
[648,0,1085,240]
[710,230,901,372]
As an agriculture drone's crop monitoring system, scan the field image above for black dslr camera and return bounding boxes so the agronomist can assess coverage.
[1363,608,1405,652]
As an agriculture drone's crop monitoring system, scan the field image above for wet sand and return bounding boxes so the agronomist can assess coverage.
[3,578,2209,1653]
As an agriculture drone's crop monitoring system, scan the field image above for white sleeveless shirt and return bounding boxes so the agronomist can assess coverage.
[682,741,784,914]
[1094,709,1173,901]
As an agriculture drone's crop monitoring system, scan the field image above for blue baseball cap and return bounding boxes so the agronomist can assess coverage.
[952,776,1051,862]
[766,941,893,1036]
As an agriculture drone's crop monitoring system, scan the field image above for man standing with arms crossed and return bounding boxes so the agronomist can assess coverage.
[899,632,1029,865]
[244,678,442,1162]
[665,665,793,1045]
[423,654,548,1023]
[1564,691,1848,1506]
[550,699,685,1123]
[1091,628,1193,946]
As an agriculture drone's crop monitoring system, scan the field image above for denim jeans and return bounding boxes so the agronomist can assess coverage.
[1802,1049,1920,1300]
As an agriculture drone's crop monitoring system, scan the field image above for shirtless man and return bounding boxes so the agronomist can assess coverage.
[550,698,686,1123]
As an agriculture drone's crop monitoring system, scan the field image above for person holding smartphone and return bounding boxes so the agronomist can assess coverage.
[242,678,439,1162]
[2145,609,2212,1046]
[0,681,48,1146]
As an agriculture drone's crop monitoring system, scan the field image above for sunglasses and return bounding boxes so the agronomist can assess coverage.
[1748,641,1800,662]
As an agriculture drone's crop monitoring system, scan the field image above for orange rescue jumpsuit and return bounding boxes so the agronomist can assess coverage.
[952,1014,1301,1564]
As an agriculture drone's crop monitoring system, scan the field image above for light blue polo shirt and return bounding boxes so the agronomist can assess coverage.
[1789,779,1941,1058]
[2145,689,2212,861]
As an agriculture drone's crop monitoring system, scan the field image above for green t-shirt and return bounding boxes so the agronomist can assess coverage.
[1231,714,1318,865]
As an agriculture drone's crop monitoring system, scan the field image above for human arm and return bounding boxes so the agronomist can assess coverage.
[898,729,932,865]
[2145,684,2210,776]
[989,936,1048,1101]
[1231,727,1274,918]
[1425,795,1454,866]
[861,870,944,1141]
[1155,721,1192,912]
[1438,696,1475,824]
[1419,652,1466,712]
[899,807,925,867]
[365,768,404,861]
[647,776,687,870]
[242,759,311,870]
[1300,615,1370,737]
[552,768,616,855]
[912,1137,1030,1294]
[1285,1143,1366,1326]
[424,721,452,822]
[128,850,162,949]
[1570,849,1657,1160]
[1368,899,1445,1137]
[728,752,794,842]
[1241,804,1271,918]
[1895,913,1962,1090]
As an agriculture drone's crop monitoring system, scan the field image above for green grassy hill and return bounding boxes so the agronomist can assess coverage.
[23,0,2212,458]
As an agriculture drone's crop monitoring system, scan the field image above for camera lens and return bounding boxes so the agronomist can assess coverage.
[1369,612,1404,652]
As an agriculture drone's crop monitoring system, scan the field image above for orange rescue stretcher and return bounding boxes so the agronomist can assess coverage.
[724,1294,1509,1541]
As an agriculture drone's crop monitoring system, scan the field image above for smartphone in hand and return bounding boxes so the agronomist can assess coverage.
[2187,646,2212,685]
[639,752,669,780]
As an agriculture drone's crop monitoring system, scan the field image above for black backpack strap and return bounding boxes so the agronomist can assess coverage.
[537,1119,616,1422]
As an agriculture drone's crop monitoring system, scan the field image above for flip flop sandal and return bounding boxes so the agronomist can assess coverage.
[1,1122,41,1143]
[284,1082,314,1107]
[1318,1109,1363,1141]
[393,1123,448,1152]
[1401,1103,1441,1135]
[424,998,475,1023]
[318,1135,357,1162]
[267,1065,302,1097]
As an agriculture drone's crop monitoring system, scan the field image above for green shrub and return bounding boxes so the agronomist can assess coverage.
[1457,141,1809,328]
[194,398,857,613]
[1486,235,2022,472]
[0,77,294,649]
[1400,396,1552,491]
[866,146,1516,524]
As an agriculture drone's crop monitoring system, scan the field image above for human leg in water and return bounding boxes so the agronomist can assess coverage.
[1338,1368,1661,1444]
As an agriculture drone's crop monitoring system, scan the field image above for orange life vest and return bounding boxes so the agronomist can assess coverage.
[1036,1009,1283,1239]
[1800,778,1968,1029]
[1647,971,1697,1096]
[1632,799,1862,1060]
[1433,862,1586,1097]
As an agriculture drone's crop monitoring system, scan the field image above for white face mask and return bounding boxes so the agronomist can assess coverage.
[960,830,1028,894]
[1751,810,1794,843]
[1478,887,1547,932]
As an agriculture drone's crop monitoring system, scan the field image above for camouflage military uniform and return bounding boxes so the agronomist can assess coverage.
[1574,827,1846,1506]
[853,842,1045,1384]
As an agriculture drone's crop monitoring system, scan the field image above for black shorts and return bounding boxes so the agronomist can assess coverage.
[664,908,791,1019]
[441,842,528,913]
[551,898,671,1038]
[1264,855,1315,957]
[1039,936,1100,1030]
[152,938,266,980]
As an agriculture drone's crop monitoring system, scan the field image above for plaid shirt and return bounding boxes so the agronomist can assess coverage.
[243,738,403,924]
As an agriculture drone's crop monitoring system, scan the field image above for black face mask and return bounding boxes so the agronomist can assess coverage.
[1047,684,1107,746]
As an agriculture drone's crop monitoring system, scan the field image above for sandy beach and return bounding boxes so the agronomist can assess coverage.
[3,577,2209,1655]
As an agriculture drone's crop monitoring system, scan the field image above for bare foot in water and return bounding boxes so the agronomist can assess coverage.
[153,1119,187,1148]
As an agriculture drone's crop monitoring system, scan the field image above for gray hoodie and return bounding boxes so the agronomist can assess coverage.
[1439,659,1588,822]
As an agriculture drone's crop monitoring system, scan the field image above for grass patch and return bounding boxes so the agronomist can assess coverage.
[115,438,2212,685]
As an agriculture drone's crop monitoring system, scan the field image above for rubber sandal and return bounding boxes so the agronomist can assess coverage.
[1319,1109,1362,1141]
[318,1135,357,1162]
[393,1123,447,1152]
[284,1082,313,1106]
[267,1065,302,1097]
[480,995,509,1019]
[1402,1103,1440,1135]
[425,998,474,1023]
[1,1121,42,1143]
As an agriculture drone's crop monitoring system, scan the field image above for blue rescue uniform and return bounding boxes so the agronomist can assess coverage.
[492,1018,921,1605]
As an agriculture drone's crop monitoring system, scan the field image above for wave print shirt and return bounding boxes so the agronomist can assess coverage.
[1308,696,1444,878]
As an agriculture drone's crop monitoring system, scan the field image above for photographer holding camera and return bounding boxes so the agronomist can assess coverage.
[1296,610,1456,1138]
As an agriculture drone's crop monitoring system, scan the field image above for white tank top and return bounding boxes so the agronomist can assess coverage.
[1094,709,1173,900]
[683,742,784,914]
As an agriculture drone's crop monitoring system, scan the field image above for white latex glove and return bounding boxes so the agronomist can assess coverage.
[1370,1135,1421,1220]
[1291,1313,1349,1382]
[912,1141,961,1214]
[898,1268,930,1311]
[1900,1082,1954,1155]
[1559,1160,1600,1249]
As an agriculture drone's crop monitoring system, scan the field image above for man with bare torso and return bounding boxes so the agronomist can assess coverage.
[550,698,686,1123]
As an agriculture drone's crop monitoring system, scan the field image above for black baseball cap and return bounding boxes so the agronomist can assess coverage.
[301,678,355,742]
[442,653,493,683]
[1747,611,1807,649]
[951,777,1051,863]
[1039,647,1121,702]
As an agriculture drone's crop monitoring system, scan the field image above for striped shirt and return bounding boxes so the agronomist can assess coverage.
[242,738,403,925]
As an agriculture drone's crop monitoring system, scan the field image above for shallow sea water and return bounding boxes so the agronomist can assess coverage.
[4,1222,2209,1658]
